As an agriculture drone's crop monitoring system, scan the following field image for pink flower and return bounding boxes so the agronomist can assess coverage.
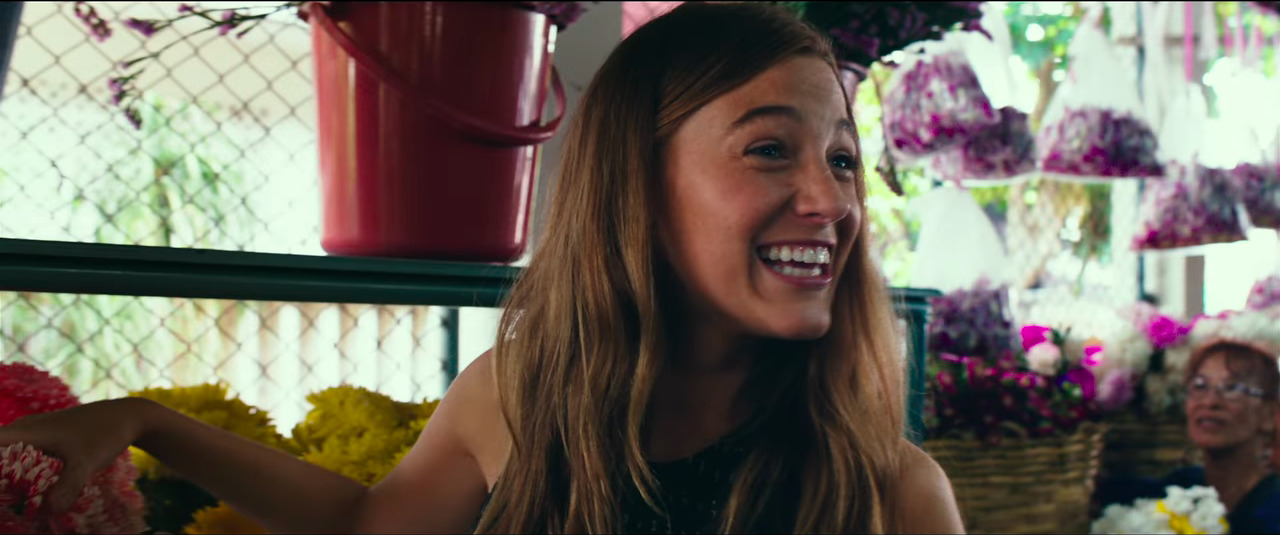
[1082,344,1104,368]
[1025,341,1062,376]
[1020,325,1054,351]
[1146,315,1190,350]
[0,364,146,534]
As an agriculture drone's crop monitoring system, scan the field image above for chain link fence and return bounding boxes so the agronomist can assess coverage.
[0,2,453,432]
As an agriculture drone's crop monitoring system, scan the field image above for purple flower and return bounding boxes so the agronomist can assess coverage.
[1096,368,1138,412]
[123,18,159,38]
[1063,367,1096,401]
[73,1,113,42]
[218,11,237,36]
[522,2,589,30]
[123,107,142,130]
[177,3,195,14]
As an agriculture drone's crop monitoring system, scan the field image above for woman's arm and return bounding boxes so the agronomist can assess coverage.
[892,439,965,534]
[134,399,368,533]
[135,351,500,534]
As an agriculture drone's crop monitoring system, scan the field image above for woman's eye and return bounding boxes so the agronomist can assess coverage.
[746,143,786,160]
[830,153,856,170]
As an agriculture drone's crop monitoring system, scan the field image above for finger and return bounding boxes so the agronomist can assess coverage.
[47,463,89,514]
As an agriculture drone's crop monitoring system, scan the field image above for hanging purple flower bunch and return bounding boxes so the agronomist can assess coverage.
[881,50,998,158]
[1132,164,1247,250]
[931,106,1035,181]
[1235,162,1280,230]
[1035,107,1164,178]
[793,2,986,68]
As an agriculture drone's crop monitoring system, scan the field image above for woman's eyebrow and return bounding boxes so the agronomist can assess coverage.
[729,104,802,132]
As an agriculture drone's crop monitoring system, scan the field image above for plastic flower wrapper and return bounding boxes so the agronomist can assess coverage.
[1246,275,1280,312]
[926,279,1014,363]
[1091,485,1228,534]
[1036,10,1161,180]
[931,106,1035,182]
[880,33,998,161]
[1236,162,1280,230]
[1131,164,1247,251]
[0,363,146,534]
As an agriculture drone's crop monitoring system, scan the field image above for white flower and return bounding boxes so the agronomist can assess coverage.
[1026,341,1063,375]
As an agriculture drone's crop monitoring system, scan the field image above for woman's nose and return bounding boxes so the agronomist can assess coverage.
[792,160,852,225]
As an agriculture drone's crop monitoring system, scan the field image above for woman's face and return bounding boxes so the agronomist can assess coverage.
[1184,352,1272,451]
[658,55,861,341]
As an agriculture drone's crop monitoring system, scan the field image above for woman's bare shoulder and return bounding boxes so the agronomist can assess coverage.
[891,438,965,534]
[448,349,512,487]
[352,349,510,533]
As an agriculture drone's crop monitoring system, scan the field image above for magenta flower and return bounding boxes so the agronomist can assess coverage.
[1019,325,1054,351]
[1146,315,1190,350]
[72,1,112,42]
[1082,344,1104,368]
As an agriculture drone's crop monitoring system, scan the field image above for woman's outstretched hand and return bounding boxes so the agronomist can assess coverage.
[0,397,151,512]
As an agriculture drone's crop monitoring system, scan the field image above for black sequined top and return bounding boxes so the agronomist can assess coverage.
[477,428,796,534]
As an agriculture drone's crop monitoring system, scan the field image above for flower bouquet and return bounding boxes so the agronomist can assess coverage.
[0,363,146,534]
[1131,164,1247,251]
[931,106,1036,183]
[779,2,986,70]
[1235,162,1280,230]
[926,279,1015,364]
[880,39,999,161]
[923,284,1105,534]
[1091,485,1228,534]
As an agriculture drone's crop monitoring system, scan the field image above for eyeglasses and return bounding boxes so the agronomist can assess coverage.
[1185,376,1265,402]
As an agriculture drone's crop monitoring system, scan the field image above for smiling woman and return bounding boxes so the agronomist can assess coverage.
[0,3,962,534]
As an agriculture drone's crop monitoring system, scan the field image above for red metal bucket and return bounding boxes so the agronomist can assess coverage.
[308,2,565,261]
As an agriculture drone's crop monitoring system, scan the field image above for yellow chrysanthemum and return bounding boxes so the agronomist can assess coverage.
[129,383,295,479]
[293,386,439,485]
[292,385,403,451]
[181,502,267,535]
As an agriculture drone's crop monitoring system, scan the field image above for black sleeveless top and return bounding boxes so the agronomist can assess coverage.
[476,428,796,534]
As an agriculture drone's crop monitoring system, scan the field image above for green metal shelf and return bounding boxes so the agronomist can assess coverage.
[0,237,939,442]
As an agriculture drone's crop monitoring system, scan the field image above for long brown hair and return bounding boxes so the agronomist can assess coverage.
[476,3,905,533]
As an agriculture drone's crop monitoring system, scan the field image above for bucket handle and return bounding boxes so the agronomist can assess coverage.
[307,2,566,147]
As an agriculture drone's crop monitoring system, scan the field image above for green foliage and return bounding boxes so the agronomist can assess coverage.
[1,92,255,400]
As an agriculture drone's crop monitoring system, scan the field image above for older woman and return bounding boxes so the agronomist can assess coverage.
[1099,326,1280,534]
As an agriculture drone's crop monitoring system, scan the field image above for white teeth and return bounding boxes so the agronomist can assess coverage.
[809,266,820,276]
[758,245,832,265]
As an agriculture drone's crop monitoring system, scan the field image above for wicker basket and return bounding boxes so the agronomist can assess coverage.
[924,423,1106,534]
[1100,414,1198,480]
